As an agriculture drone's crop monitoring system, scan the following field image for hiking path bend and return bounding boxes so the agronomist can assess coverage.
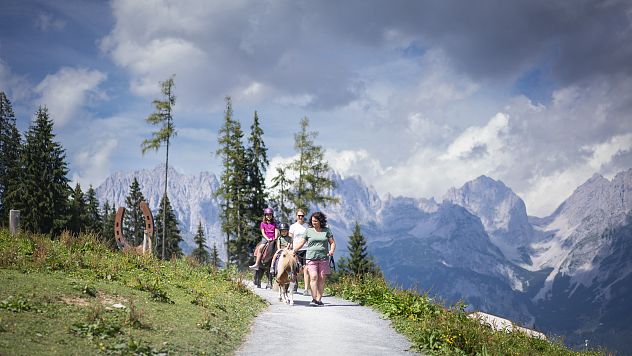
[236,282,421,355]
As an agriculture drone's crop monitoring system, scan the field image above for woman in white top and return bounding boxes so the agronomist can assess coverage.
[289,209,309,295]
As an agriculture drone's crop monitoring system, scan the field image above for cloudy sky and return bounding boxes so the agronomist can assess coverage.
[1,0,631,216]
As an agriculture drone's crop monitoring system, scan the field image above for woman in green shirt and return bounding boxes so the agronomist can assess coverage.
[293,211,336,306]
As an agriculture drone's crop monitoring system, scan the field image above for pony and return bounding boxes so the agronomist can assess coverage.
[274,249,300,305]
[253,240,277,289]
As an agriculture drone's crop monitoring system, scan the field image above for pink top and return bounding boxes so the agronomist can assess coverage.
[260,221,277,241]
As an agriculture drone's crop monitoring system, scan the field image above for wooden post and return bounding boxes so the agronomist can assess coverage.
[9,210,20,234]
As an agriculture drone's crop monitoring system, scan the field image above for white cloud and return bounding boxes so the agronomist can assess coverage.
[34,67,107,126]
[35,13,66,32]
[440,113,509,161]
[71,138,119,188]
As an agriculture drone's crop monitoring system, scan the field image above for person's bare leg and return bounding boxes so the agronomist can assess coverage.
[249,245,262,269]
[303,266,311,294]
[317,275,326,302]
[309,272,319,301]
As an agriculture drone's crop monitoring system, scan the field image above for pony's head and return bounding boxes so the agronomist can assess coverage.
[277,249,299,280]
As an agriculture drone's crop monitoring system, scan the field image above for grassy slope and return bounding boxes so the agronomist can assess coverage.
[329,275,607,355]
[0,229,267,355]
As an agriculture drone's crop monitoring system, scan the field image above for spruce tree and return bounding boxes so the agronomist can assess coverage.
[347,222,379,276]
[154,194,182,259]
[15,107,70,236]
[68,183,87,234]
[0,91,22,225]
[123,177,146,246]
[290,117,338,210]
[191,221,210,264]
[84,185,102,235]
[210,242,221,269]
[215,96,250,268]
[141,75,176,259]
[101,201,117,249]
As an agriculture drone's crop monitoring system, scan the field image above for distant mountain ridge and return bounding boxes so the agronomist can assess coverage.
[95,166,632,353]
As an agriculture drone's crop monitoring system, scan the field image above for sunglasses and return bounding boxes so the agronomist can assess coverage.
[297,215,304,217]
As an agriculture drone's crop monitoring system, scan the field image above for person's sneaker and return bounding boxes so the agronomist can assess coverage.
[309,299,318,306]
[303,289,311,296]
[316,300,324,306]
[249,264,259,270]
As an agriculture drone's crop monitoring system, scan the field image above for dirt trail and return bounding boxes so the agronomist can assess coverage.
[235,282,419,355]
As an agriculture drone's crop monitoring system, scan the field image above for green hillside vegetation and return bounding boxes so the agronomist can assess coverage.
[0,229,266,355]
[329,276,606,355]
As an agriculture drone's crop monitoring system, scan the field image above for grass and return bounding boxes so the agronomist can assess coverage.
[329,274,608,355]
[0,229,267,355]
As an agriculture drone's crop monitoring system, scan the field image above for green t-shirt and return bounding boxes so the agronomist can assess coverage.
[278,234,292,248]
[304,227,333,260]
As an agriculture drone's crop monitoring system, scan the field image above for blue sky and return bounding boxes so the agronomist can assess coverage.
[1,0,632,216]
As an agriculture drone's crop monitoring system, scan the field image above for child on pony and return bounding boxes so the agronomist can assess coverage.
[249,207,279,270]
[271,223,292,275]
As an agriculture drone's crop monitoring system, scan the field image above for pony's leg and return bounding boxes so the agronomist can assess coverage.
[288,281,296,305]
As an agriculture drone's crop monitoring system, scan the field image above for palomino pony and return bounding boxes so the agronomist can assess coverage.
[274,249,300,305]
[253,240,277,289]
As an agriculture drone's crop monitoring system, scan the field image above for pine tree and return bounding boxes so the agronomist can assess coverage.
[210,242,221,269]
[142,75,176,260]
[101,200,117,249]
[15,107,70,236]
[0,91,22,226]
[68,183,87,234]
[191,221,210,264]
[84,185,102,235]
[347,222,379,276]
[154,194,182,259]
[123,177,146,246]
[290,117,338,210]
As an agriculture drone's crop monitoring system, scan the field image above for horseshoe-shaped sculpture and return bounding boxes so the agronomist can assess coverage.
[114,201,154,255]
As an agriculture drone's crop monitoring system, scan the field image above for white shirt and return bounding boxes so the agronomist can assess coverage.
[289,221,308,251]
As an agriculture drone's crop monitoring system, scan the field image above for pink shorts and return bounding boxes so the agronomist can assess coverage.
[305,259,330,278]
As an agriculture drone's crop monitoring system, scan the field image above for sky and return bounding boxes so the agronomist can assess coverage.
[1,0,632,217]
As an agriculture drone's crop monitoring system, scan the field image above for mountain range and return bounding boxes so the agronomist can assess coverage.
[95,165,632,353]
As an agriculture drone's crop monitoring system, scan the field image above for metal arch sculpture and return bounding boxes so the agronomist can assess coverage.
[114,201,154,255]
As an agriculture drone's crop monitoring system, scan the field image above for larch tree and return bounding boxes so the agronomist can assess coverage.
[141,75,176,260]
[290,117,338,210]
[15,107,70,236]
[269,166,293,222]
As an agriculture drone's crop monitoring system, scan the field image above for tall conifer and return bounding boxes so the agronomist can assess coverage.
[191,221,210,264]
[142,76,176,259]
[210,243,221,269]
[154,194,182,259]
[84,185,102,235]
[123,178,146,246]
[347,222,378,276]
[15,107,70,235]
[0,92,22,225]
[290,117,337,210]
[68,183,86,234]
[101,200,117,249]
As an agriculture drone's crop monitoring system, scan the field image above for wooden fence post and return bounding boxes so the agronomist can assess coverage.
[9,210,20,234]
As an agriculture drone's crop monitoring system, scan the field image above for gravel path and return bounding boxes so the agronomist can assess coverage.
[235,282,419,355]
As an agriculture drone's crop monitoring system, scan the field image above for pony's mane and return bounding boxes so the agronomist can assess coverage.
[277,250,298,278]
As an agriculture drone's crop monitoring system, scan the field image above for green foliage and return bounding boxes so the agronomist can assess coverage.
[12,107,70,236]
[100,200,117,249]
[84,185,102,236]
[123,178,146,246]
[269,166,294,222]
[141,76,177,262]
[154,194,182,260]
[0,295,40,313]
[289,117,338,210]
[330,275,602,355]
[210,242,221,269]
[191,221,210,264]
[68,183,87,234]
[346,222,379,276]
